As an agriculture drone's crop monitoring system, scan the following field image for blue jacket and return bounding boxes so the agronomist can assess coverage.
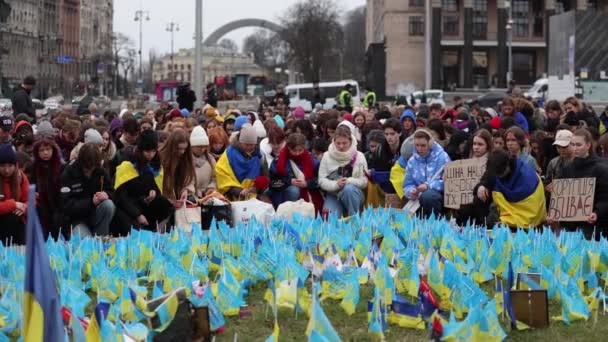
[501,111,529,133]
[403,142,450,199]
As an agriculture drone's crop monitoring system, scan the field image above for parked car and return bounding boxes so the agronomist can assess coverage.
[0,99,11,114]
[466,92,507,109]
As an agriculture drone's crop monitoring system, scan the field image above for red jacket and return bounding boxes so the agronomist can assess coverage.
[0,170,30,217]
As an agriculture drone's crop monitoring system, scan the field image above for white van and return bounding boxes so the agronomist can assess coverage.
[286,80,361,111]
[524,78,548,101]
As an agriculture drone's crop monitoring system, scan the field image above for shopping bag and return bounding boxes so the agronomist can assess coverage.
[276,199,315,221]
[200,201,233,230]
[174,206,202,233]
[231,198,275,226]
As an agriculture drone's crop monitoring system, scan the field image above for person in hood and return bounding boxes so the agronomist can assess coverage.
[552,129,608,239]
[403,129,451,217]
[31,137,63,238]
[114,130,173,233]
[0,143,30,245]
[563,97,599,130]
[400,109,417,139]
[318,125,368,217]
[11,76,36,122]
[216,124,270,201]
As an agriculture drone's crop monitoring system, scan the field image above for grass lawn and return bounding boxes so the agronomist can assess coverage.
[217,283,608,342]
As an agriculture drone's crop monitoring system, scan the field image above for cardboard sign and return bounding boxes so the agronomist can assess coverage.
[548,178,596,222]
[511,290,550,328]
[443,159,486,209]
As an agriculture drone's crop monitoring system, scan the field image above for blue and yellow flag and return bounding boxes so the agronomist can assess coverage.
[22,185,64,342]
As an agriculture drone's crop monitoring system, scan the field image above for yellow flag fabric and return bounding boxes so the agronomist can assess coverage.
[114,161,164,194]
[365,183,385,208]
[216,151,255,197]
[390,161,406,199]
[492,177,546,228]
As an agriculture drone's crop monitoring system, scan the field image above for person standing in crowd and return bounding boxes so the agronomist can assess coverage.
[504,126,539,173]
[272,84,290,108]
[114,130,173,233]
[31,137,63,238]
[456,129,492,225]
[176,82,196,112]
[544,100,563,132]
[0,144,29,245]
[311,81,325,109]
[190,126,216,198]
[403,129,450,217]
[205,83,218,108]
[553,129,608,239]
[216,124,270,201]
[208,126,230,162]
[160,129,196,209]
[269,133,323,212]
[338,84,354,113]
[362,86,377,109]
[318,126,368,217]
[60,143,115,237]
[500,97,529,133]
[11,76,36,123]
[475,149,546,229]
[400,109,417,139]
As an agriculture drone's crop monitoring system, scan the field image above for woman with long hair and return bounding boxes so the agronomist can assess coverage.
[208,126,230,161]
[31,137,63,238]
[318,126,368,217]
[190,126,216,197]
[159,129,196,207]
[0,144,30,245]
[504,126,539,173]
[114,130,173,232]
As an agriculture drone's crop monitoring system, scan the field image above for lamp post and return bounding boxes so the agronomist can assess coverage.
[134,9,150,90]
[166,22,179,80]
[505,1,514,84]
[194,0,203,108]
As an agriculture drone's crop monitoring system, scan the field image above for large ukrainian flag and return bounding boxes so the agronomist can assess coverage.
[23,186,64,342]
[216,146,257,197]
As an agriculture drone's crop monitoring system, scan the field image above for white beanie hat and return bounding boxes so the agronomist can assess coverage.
[190,126,209,147]
[84,128,103,145]
[253,119,266,139]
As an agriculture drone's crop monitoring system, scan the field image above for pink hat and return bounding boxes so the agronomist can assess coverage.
[293,106,305,119]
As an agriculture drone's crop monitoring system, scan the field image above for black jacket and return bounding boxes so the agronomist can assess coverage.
[60,160,114,226]
[561,155,608,232]
[177,90,196,112]
[11,85,35,119]
[206,88,218,108]
[272,93,290,107]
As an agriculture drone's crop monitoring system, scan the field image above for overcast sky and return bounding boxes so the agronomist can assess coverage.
[113,0,366,59]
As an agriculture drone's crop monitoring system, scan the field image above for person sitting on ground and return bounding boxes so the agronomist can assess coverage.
[400,109,417,139]
[500,97,529,133]
[208,126,230,162]
[117,117,139,153]
[69,128,104,162]
[368,118,405,196]
[403,129,451,217]
[216,124,270,201]
[260,123,286,169]
[60,143,115,238]
[190,126,216,198]
[0,143,30,245]
[114,130,173,233]
[504,126,539,173]
[31,137,63,238]
[269,133,323,213]
[160,129,196,210]
[474,149,546,229]
[318,126,368,217]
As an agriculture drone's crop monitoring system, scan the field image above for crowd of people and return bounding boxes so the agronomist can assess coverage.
[1,76,607,245]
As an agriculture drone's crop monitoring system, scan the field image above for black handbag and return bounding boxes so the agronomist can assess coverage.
[200,203,233,230]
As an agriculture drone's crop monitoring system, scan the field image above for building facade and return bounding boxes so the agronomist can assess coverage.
[79,0,113,95]
[152,46,265,85]
[366,0,607,97]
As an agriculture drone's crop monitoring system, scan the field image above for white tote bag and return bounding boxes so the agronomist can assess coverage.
[276,199,315,221]
[174,206,201,233]
[231,198,275,227]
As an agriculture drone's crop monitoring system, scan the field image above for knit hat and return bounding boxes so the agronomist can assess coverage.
[84,128,103,145]
[110,118,123,134]
[36,120,55,138]
[342,113,353,122]
[190,126,209,147]
[273,115,285,129]
[238,124,258,144]
[119,108,130,118]
[168,108,183,121]
[489,117,502,130]
[253,120,266,139]
[0,143,17,164]
[293,106,305,119]
[205,106,219,118]
[137,129,158,151]
[181,108,190,118]
[14,120,32,134]
[234,116,250,131]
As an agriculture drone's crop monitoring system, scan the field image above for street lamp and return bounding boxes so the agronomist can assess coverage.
[505,1,513,85]
[166,22,180,80]
[134,9,150,90]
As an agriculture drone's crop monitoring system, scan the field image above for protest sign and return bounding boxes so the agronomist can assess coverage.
[548,178,595,222]
[443,159,486,209]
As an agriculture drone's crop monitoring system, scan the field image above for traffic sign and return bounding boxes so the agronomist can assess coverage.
[97,63,105,74]
[56,55,74,64]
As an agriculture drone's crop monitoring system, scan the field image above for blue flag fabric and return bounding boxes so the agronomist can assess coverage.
[23,185,64,342]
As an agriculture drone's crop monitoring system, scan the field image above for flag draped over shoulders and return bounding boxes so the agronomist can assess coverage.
[216,145,258,194]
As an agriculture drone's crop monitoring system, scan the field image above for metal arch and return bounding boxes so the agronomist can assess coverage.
[203,18,283,46]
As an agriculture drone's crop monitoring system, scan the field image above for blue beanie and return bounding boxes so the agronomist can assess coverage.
[0,143,17,164]
[234,115,250,131]
[180,108,190,117]
[273,115,285,129]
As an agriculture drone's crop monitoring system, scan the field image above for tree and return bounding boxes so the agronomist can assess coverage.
[242,29,288,69]
[143,48,159,92]
[342,6,366,80]
[112,32,135,97]
[278,0,344,82]
[218,38,238,52]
